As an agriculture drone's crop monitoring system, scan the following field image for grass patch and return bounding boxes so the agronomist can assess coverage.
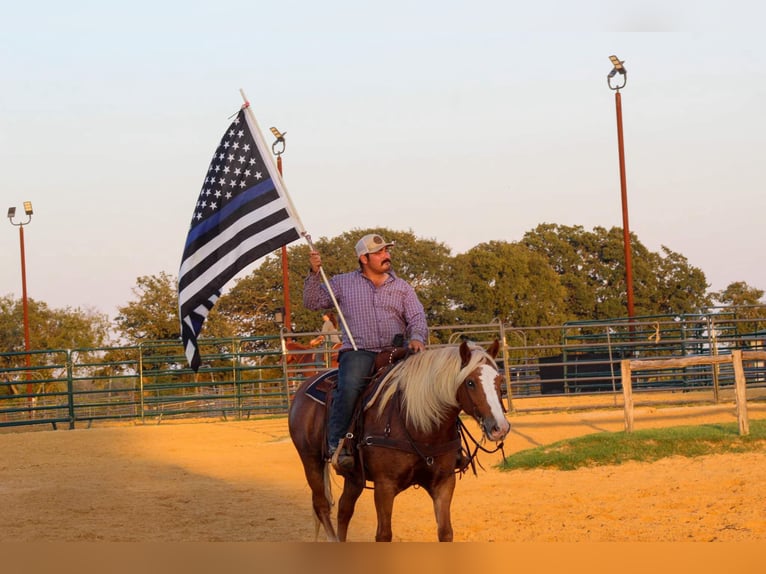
[499,419,766,471]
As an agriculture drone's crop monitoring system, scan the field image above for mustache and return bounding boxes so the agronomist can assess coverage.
[380,258,391,265]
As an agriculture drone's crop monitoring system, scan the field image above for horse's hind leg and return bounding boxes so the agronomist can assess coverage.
[336,474,364,542]
[304,459,338,541]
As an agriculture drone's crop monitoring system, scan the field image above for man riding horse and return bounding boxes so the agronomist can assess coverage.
[303,233,427,472]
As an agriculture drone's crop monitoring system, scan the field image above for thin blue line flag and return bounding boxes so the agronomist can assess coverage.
[179,107,301,371]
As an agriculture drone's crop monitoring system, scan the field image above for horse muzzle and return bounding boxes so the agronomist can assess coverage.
[483,417,511,442]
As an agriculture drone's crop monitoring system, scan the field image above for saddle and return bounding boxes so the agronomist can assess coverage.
[304,346,409,407]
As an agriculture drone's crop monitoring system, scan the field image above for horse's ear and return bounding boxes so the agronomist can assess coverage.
[487,339,501,359]
[459,340,472,367]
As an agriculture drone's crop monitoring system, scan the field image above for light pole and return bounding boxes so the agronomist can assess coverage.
[607,55,635,319]
[7,201,34,395]
[270,126,292,332]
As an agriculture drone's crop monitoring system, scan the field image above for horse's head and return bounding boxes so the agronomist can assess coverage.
[455,340,511,442]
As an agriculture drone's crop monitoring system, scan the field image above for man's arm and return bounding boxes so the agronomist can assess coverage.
[303,270,331,311]
[402,283,428,352]
[303,251,334,311]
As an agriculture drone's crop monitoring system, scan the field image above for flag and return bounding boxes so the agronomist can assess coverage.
[179,106,302,371]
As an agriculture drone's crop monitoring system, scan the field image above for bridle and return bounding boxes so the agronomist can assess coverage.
[454,364,507,474]
[357,348,507,480]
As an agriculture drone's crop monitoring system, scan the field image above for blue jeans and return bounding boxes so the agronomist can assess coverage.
[327,350,377,449]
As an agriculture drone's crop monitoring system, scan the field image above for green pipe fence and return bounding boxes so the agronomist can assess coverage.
[2,310,765,429]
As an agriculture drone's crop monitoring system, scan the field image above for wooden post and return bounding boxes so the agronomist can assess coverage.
[620,359,633,432]
[731,350,750,436]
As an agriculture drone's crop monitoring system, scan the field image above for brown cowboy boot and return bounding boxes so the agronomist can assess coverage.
[330,437,354,472]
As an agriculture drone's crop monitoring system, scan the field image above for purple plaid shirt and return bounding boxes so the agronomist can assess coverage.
[303,269,428,352]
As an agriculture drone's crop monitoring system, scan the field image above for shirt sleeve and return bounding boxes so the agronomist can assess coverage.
[303,271,332,310]
[402,282,428,344]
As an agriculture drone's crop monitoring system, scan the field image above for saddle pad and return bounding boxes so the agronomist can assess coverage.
[303,364,396,410]
[305,369,338,405]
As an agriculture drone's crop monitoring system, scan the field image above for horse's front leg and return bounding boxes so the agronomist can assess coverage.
[430,472,456,542]
[373,482,397,542]
[337,474,364,542]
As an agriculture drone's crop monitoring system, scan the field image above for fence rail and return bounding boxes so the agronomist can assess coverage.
[2,310,765,430]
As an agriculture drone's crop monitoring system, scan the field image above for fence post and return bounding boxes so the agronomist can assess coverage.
[620,359,633,432]
[233,339,242,420]
[279,331,291,406]
[497,322,514,413]
[66,349,76,429]
[138,343,145,424]
[710,317,720,403]
[731,350,750,436]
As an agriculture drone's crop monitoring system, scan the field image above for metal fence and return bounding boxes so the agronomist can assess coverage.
[0,335,290,429]
[2,309,765,430]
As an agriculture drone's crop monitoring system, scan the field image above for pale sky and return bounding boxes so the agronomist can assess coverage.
[2,1,764,321]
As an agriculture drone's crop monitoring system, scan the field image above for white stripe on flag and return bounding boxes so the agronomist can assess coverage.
[179,195,290,280]
[185,340,197,363]
[179,216,297,307]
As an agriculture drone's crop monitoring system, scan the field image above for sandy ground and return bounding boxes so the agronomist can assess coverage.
[1,400,765,543]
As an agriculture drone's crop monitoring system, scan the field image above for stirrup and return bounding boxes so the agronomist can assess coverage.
[330,434,354,471]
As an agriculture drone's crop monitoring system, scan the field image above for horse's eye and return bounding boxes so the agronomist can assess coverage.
[465,379,475,389]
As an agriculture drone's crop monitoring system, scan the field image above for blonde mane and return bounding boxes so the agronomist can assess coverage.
[375,343,496,433]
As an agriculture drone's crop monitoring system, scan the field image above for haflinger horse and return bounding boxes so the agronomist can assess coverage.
[288,339,510,542]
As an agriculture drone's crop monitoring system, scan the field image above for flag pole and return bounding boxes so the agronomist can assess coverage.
[238,90,357,350]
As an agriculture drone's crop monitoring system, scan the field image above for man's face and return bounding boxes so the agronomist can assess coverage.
[363,247,392,272]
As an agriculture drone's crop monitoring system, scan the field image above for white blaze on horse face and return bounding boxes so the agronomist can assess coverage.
[477,364,510,440]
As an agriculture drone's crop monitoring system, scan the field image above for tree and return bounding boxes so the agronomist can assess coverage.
[645,246,711,315]
[522,223,607,318]
[713,281,764,307]
[111,272,239,380]
[522,223,711,321]
[226,228,455,335]
[448,240,569,347]
[221,253,299,337]
[0,294,111,393]
[0,295,110,355]
[115,272,181,342]
[114,271,234,343]
[712,282,766,337]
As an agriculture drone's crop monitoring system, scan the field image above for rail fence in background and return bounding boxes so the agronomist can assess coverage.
[2,310,765,430]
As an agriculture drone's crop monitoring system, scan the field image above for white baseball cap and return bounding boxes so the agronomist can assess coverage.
[354,233,394,258]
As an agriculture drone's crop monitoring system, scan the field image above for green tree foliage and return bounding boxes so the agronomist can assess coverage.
[114,271,234,343]
[0,295,110,356]
[447,240,569,346]
[2,225,737,360]
[115,272,181,341]
[712,281,766,336]
[228,228,455,335]
[0,295,111,392]
[522,223,711,321]
[221,251,301,336]
[448,240,568,325]
[111,272,237,379]
[522,223,607,318]
[714,281,764,307]
[646,246,712,315]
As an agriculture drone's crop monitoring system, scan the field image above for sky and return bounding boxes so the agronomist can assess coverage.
[2,1,765,321]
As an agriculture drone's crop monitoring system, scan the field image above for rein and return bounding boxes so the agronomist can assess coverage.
[457,418,506,474]
[360,388,461,470]
[354,346,507,480]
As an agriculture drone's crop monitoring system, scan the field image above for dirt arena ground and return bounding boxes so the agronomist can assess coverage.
[1,399,765,543]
